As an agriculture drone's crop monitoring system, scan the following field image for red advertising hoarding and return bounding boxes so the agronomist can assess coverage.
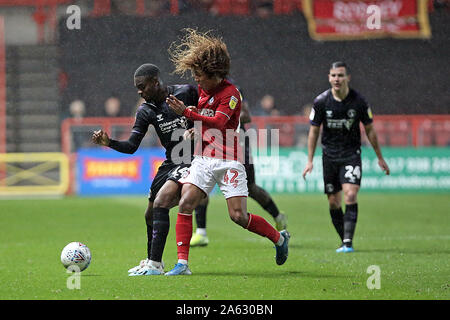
[302,0,431,40]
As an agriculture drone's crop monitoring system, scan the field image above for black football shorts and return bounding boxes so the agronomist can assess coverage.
[322,155,362,194]
[148,160,190,202]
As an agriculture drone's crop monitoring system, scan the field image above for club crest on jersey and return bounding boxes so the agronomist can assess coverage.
[347,109,356,118]
[229,96,238,110]
[208,97,214,105]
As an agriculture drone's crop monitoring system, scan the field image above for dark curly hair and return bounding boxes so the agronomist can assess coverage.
[169,29,230,79]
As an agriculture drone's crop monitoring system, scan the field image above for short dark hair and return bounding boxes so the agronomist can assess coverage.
[330,61,349,74]
[134,63,160,80]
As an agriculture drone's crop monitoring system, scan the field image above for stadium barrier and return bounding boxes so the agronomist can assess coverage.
[0,152,69,196]
[61,115,450,195]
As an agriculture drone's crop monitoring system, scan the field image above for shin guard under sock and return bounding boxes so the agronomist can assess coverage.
[176,213,193,261]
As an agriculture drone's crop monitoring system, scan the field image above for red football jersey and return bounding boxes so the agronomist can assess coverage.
[183,79,242,161]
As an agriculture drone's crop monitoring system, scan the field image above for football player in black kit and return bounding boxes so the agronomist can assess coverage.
[302,62,390,253]
[92,63,204,275]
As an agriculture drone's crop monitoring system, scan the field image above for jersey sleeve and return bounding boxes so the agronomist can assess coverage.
[309,98,324,127]
[131,105,153,137]
[359,96,374,125]
[182,108,229,129]
[215,89,240,121]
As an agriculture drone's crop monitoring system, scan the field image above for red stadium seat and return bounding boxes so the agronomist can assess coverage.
[418,119,434,146]
[214,0,250,15]
[273,0,303,14]
[434,121,450,146]
[278,123,295,146]
[387,120,410,146]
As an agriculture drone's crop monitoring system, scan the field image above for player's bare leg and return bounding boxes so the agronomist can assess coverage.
[248,182,287,231]
[226,196,290,265]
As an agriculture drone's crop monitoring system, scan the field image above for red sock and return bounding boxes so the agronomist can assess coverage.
[176,213,193,261]
[246,213,280,244]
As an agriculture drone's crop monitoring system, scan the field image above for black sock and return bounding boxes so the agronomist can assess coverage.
[262,199,280,219]
[146,214,152,260]
[343,203,358,247]
[329,207,344,241]
[194,204,207,229]
[150,207,170,262]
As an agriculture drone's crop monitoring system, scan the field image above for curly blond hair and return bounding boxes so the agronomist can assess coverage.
[169,29,230,79]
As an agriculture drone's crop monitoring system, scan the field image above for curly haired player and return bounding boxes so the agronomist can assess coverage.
[164,29,290,275]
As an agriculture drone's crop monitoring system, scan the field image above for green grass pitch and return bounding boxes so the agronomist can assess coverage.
[0,193,448,300]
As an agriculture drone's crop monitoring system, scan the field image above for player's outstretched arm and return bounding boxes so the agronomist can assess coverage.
[364,123,390,175]
[302,125,320,179]
[92,129,143,154]
[167,94,229,129]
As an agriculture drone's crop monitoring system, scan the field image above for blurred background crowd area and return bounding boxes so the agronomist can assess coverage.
[1,0,449,153]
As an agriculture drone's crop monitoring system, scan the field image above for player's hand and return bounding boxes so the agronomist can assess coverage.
[183,128,196,140]
[186,105,198,113]
[92,130,110,146]
[166,94,186,115]
[302,162,313,180]
[378,158,390,175]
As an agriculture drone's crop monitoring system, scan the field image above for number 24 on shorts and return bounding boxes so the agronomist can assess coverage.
[344,165,361,183]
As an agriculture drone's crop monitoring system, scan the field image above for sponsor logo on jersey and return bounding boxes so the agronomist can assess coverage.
[326,119,354,130]
[158,117,188,133]
[200,108,215,117]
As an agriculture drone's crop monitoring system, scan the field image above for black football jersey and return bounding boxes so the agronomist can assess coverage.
[310,88,373,160]
[132,84,198,161]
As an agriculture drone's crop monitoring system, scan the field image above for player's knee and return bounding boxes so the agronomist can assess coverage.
[229,209,248,227]
[344,190,358,204]
[178,196,196,214]
[153,193,171,209]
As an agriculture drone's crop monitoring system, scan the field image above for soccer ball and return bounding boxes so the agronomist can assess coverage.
[60,242,92,272]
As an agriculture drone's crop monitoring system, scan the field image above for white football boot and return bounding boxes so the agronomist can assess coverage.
[129,260,165,276]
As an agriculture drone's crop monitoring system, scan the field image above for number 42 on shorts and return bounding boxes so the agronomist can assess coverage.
[224,169,239,188]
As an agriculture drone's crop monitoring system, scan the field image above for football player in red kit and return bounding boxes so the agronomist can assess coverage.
[165,29,289,275]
